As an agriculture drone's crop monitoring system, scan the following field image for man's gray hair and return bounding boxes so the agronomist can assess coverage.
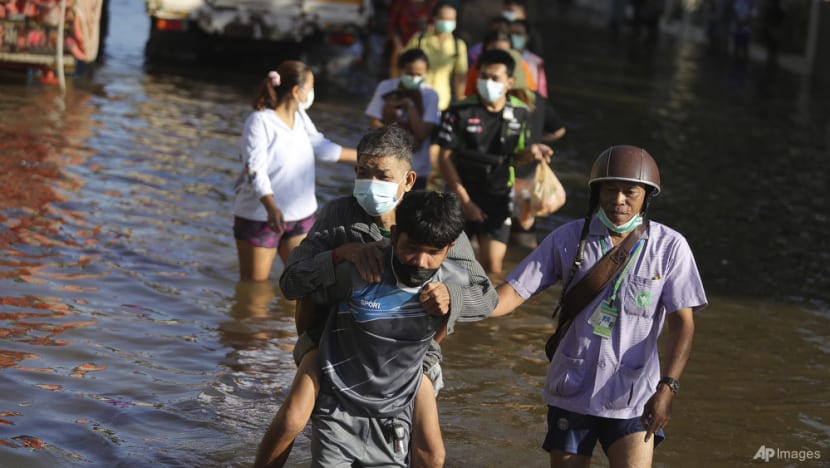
[356,125,413,169]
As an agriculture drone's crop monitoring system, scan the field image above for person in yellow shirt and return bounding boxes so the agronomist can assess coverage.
[404,1,468,111]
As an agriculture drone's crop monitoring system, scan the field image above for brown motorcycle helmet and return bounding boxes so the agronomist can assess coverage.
[589,145,661,195]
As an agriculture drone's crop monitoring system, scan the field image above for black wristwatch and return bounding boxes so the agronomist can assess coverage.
[657,377,680,394]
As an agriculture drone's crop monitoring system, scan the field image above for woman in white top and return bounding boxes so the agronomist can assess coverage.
[233,61,357,281]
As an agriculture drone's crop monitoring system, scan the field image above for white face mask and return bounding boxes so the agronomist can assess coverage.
[299,88,314,111]
[476,78,505,103]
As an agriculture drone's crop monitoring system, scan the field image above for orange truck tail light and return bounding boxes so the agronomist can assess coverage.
[328,33,355,46]
[156,19,185,32]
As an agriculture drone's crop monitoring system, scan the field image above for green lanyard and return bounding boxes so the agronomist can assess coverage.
[600,237,645,306]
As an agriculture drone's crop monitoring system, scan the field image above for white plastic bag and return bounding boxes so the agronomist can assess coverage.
[531,162,566,216]
[514,162,566,230]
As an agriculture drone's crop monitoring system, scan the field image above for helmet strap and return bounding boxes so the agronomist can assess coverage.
[640,188,656,218]
[586,186,599,219]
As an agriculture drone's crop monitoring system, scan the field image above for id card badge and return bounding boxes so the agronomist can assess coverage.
[588,301,619,338]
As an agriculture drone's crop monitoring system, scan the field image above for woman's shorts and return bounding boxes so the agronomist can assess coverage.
[233,214,316,249]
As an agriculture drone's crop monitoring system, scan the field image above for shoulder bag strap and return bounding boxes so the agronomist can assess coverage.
[554,220,648,322]
[544,221,648,360]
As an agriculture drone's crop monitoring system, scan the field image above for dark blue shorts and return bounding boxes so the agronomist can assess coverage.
[542,406,665,456]
[233,215,315,248]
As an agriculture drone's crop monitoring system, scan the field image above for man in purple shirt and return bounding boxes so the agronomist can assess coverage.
[493,146,707,467]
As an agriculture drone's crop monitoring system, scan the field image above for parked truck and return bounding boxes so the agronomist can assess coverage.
[144,0,374,61]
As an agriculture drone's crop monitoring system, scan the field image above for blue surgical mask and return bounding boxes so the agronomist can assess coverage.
[477,78,505,103]
[399,74,423,90]
[501,10,518,21]
[353,178,404,216]
[510,34,527,51]
[597,209,643,234]
[435,20,456,34]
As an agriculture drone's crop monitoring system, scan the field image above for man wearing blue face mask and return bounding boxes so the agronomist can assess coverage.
[492,146,706,467]
[500,0,544,57]
[404,1,467,112]
[436,48,554,274]
[256,126,496,468]
[365,48,440,190]
[509,19,548,98]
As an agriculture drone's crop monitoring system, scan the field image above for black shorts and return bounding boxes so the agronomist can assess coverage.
[465,189,513,244]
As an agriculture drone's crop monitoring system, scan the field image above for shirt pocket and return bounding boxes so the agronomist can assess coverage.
[623,275,663,319]
[603,363,653,410]
[549,355,586,398]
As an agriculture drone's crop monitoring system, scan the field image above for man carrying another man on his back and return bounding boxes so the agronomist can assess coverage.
[307,190,468,466]
[254,126,495,468]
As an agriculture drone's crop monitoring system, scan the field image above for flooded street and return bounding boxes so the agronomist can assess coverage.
[0,0,828,466]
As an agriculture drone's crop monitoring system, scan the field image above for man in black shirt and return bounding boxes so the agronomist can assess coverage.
[436,49,552,274]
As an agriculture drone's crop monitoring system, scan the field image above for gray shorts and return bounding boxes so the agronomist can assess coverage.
[311,388,414,467]
[422,344,444,395]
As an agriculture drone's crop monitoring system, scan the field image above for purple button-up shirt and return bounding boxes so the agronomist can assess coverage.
[507,216,707,419]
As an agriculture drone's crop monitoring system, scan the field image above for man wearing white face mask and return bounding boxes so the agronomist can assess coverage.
[365,48,440,190]
[436,49,553,274]
[257,126,496,468]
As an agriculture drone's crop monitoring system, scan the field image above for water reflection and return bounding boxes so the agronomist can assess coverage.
[0,87,103,431]
[222,280,291,349]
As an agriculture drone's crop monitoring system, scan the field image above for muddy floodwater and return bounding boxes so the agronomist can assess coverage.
[0,0,827,466]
